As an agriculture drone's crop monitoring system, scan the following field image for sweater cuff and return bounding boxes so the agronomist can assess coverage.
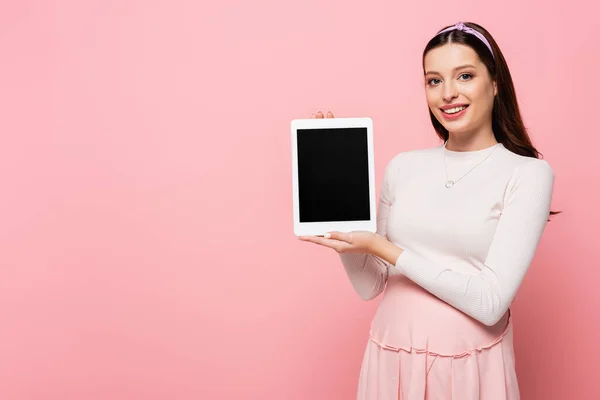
[394,248,418,274]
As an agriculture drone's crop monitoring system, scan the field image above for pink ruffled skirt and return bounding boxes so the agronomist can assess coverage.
[357,274,520,400]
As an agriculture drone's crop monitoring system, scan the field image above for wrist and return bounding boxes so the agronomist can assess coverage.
[371,234,404,265]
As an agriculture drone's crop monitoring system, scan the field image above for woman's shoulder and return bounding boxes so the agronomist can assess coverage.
[499,146,555,179]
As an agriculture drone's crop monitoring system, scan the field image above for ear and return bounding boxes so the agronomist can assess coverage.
[493,81,498,96]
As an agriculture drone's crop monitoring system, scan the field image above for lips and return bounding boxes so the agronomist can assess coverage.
[440,104,469,120]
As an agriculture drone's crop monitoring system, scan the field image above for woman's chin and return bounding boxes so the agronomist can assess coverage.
[442,121,470,134]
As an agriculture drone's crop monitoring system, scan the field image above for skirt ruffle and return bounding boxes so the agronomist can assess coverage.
[357,320,520,400]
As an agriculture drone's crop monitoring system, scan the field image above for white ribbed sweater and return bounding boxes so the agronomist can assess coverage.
[339,142,555,326]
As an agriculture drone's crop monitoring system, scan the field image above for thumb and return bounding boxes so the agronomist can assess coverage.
[325,231,349,242]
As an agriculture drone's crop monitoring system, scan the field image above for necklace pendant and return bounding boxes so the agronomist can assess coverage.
[445,180,455,188]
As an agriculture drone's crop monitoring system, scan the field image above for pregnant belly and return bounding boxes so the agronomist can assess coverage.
[369,274,510,356]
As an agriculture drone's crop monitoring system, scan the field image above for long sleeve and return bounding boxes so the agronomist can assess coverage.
[338,156,400,301]
[394,159,555,326]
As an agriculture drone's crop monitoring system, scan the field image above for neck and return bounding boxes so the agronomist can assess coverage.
[445,126,497,152]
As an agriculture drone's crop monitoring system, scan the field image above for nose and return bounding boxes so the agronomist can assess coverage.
[442,81,458,102]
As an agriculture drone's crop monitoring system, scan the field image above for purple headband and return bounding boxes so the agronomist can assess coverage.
[437,22,494,60]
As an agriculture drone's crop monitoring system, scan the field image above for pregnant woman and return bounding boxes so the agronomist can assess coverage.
[299,21,558,399]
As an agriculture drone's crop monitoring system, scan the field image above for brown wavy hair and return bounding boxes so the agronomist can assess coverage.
[422,22,560,219]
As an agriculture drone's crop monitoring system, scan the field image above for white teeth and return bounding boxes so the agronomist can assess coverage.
[443,106,467,114]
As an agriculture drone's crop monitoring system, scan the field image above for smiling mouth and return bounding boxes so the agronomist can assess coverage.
[441,105,469,114]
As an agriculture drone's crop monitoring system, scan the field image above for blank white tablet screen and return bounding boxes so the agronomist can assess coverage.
[297,127,370,223]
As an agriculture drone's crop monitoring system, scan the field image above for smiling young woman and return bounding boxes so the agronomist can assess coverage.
[300,22,560,399]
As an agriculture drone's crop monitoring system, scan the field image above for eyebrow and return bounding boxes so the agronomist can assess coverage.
[424,64,477,76]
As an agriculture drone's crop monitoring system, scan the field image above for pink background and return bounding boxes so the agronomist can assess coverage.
[1,1,598,399]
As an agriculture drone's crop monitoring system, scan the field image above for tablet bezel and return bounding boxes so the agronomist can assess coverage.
[290,117,377,237]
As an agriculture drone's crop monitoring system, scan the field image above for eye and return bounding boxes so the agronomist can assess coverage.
[459,73,473,80]
[427,78,441,85]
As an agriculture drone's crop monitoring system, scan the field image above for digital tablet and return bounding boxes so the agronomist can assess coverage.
[290,117,377,237]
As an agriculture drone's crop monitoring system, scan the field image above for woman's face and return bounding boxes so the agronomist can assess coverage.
[423,43,497,138]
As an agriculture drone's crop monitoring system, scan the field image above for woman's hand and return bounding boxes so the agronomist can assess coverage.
[298,231,379,254]
[299,231,404,265]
